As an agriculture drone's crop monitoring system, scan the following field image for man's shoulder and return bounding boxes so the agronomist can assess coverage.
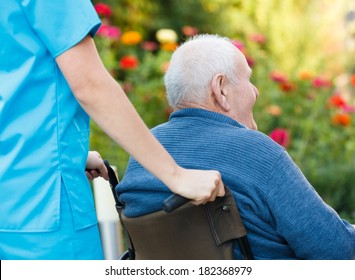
[152,117,284,156]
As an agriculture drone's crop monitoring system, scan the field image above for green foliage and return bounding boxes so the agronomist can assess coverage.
[91,0,355,222]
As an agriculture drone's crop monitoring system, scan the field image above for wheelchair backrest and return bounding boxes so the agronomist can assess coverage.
[119,187,252,260]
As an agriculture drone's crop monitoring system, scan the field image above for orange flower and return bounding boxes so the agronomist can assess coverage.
[266,105,282,116]
[120,31,142,45]
[351,74,355,87]
[331,113,351,127]
[160,42,177,52]
[298,70,313,80]
[161,61,170,73]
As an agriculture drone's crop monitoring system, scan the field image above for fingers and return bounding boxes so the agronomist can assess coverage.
[216,176,225,197]
[172,168,225,206]
[195,170,224,205]
[86,169,100,180]
[96,162,109,180]
[206,171,224,201]
[86,170,94,181]
[85,151,109,181]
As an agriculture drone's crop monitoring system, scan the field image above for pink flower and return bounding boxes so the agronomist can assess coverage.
[270,71,288,84]
[269,128,290,148]
[182,26,199,37]
[231,40,245,52]
[342,104,355,113]
[141,41,159,51]
[94,3,112,17]
[97,24,120,40]
[312,76,332,88]
[122,82,133,94]
[245,55,256,68]
[249,33,267,44]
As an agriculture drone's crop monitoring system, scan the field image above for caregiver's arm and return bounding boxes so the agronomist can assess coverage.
[56,36,225,204]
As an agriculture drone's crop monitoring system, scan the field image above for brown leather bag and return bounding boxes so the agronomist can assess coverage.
[119,187,253,260]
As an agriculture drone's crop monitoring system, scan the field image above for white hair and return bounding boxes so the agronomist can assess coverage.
[164,34,241,108]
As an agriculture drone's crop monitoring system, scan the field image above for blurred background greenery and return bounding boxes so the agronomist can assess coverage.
[91,0,355,223]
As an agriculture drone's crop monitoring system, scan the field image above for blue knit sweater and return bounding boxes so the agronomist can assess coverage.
[117,108,355,259]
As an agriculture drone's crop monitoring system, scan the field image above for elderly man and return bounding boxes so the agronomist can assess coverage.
[117,34,355,259]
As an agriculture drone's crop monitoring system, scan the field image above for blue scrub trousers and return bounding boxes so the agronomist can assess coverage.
[0,186,104,260]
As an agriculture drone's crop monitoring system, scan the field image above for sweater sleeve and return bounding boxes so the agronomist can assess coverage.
[265,151,355,259]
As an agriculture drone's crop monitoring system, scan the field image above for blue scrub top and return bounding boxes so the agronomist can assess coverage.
[0,0,101,232]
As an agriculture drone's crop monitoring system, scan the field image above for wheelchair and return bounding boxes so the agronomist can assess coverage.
[104,160,254,260]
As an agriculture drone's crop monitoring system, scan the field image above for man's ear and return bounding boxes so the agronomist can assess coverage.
[211,74,231,111]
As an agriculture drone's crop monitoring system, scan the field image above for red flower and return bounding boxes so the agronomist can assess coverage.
[97,24,120,40]
[269,128,290,148]
[165,107,174,119]
[119,55,139,70]
[94,3,112,17]
[328,94,347,109]
[279,81,295,92]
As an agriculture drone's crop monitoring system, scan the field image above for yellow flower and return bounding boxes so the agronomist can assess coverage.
[120,31,142,45]
[156,29,178,44]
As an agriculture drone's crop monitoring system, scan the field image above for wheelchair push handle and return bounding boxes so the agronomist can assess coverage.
[102,159,190,213]
[162,194,190,213]
[163,184,228,213]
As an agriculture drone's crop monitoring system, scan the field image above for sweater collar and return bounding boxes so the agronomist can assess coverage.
[169,108,246,128]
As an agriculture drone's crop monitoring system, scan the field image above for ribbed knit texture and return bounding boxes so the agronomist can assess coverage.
[118,108,355,259]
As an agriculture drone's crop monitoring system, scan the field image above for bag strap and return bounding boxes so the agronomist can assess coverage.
[104,160,136,259]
